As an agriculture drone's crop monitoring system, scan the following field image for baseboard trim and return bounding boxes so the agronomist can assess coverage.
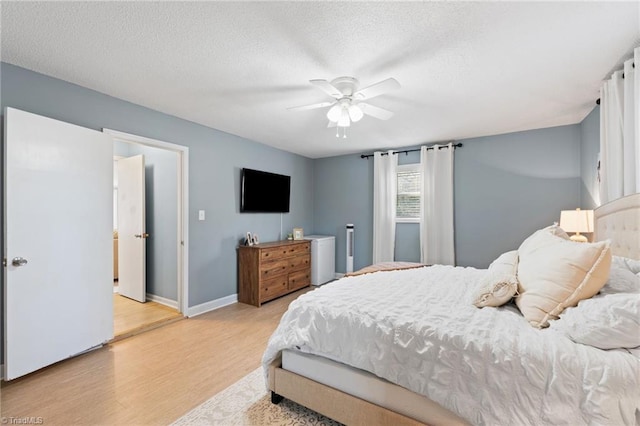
[146,293,179,310]
[187,294,238,317]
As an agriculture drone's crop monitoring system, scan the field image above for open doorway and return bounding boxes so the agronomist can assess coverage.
[108,130,189,338]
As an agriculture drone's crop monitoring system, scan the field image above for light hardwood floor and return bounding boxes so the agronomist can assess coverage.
[113,294,183,340]
[1,288,312,425]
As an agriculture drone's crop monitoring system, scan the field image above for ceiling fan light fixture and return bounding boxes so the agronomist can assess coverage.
[337,109,351,127]
[327,104,342,122]
[290,76,400,134]
[348,104,364,122]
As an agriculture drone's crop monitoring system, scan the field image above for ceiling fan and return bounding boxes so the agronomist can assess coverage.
[288,76,400,130]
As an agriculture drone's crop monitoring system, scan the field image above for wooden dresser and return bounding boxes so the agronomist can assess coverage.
[238,240,311,307]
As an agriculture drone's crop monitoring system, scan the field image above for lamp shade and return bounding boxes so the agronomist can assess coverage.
[337,109,351,127]
[327,104,342,122]
[348,104,364,122]
[560,209,594,233]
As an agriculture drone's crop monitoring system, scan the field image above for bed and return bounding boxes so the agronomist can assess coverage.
[263,193,640,425]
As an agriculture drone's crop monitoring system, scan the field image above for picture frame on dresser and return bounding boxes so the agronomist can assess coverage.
[253,234,260,245]
[293,228,304,240]
[246,231,253,246]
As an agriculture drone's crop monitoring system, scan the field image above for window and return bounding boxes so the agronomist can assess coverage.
[396,163,421,223]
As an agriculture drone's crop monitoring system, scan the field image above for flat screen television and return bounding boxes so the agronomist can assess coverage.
[241,168,291,213]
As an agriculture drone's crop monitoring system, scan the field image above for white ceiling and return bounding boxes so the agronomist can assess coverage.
[2,2,639,159]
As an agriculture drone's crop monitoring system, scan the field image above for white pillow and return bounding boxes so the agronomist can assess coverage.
[550,293,640,349]
[473,251,519,308]
[516,226,612,328]
[612,256,640,274]
[488,250,519,273]
[599,266,640,295]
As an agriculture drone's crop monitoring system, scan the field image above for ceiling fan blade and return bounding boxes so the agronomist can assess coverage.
[359,103,394,120]
[310,79,343,99]
[287,101,335,111]
[354,78,400,100]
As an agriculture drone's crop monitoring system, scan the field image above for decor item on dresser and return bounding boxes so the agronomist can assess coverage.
[262,193,640,425]
[252,233,260,245]
[293,228,304,240]
[245,232,254,246]
[238,240,310,307]
[559,208,594,242]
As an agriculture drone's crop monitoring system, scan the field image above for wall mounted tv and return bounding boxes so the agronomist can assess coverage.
[241,168,291,213]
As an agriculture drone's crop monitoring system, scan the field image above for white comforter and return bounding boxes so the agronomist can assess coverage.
[262,265,640,425]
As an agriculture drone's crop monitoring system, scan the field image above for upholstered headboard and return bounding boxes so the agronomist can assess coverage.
[594,193,640,260]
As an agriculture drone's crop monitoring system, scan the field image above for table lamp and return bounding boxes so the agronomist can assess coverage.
[559,208,594,242]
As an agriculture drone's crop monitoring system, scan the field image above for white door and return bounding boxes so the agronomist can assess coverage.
[4,107,113,380]
[117,155,146,302]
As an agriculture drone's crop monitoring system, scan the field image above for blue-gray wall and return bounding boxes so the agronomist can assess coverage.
[0,63,314,311]
[314,125,585,271]
[0,62,602,365]
[115,141,179,301]
[580,106,600,209]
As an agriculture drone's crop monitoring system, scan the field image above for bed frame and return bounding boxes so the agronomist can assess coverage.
[268,193,640,425]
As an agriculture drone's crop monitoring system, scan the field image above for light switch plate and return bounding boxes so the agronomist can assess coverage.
[198,210,205,221]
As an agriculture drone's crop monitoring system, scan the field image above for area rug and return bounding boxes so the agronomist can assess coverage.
[172,367,341,425]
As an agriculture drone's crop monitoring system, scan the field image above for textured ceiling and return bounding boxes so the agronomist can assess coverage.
[2,2,639,159]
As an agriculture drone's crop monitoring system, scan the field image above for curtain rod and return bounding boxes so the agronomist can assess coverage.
[596,61,635,105]
[360,142,463,159]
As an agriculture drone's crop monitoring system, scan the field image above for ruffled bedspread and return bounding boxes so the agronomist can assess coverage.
[262,265,640,425]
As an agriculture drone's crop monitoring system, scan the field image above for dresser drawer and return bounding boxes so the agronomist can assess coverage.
[289,269,310,291]
[288,253,310,272]
[288,242,310,257]
[260,276,289,301]
[261,246,291,261]
[260,259,289,279]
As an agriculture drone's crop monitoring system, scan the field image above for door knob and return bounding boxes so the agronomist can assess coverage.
[12,257,28,267]
[134,233,150,239]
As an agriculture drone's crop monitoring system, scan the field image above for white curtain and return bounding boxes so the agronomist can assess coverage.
[373,150,397,263]
[420,143,455,265]
[600,46,639,203]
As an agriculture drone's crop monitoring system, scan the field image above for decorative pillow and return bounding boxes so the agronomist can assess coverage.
[473,251,519,308]
[549,293,640,349]
[488,250,519,272]
[599,266,640,295]
[516,227,612,328]
[612,256,640,274]
[549,224,570,240]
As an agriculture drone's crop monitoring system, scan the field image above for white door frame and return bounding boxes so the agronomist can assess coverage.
[103,129,189,314]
